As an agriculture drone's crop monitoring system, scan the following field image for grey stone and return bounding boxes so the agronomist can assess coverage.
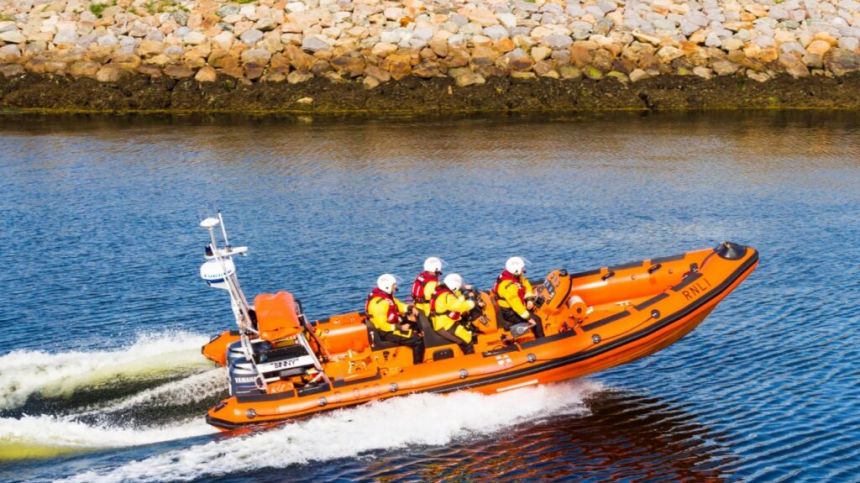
[0,30,25,43]
[450,14,468,27]
[653,19,677,31]
[585,5,605,18]
[483,25,509,41]
[597,0,617,14]
[543,34,572,49]
[217,5,240,18]
[172,11,189,26]
[53,30,77,45]
[302,34,332,52]
[240,29,264,45]
[838,37,858,51]
[705,32,722,47]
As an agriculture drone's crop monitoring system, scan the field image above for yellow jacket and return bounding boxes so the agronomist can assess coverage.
[496,275,534,319]
[367,293,412,337]
[431,289,475,343]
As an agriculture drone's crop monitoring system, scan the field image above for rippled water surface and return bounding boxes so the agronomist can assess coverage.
[0,112,858,482]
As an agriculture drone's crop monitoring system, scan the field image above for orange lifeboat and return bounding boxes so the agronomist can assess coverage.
[201,241,757,430]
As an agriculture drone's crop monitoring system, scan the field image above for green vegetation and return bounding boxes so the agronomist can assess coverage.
[144,0,188,14]
[89,3,107,17]
[234,0,257,4]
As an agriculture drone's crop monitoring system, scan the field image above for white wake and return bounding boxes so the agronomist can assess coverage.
[0,414,215,459]
[0,331,213,410]
[62,380,603,483]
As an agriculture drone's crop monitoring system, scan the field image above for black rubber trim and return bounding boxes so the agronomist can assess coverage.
[633,293,670,311]
[673,272,702,291]
[609,260,643,271]
[332,372,382,388]
[426,250,758,396]
[582,310,631,332]
[569,268,601,278]
[229,330,240,336]
[209,251,758,430]
[652,253,686,264]
[520,330,578,348]
[236,391,296,403]
[482,345,518,357]
[297,383,331,397]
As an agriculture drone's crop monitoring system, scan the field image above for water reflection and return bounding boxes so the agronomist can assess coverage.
[298,389,737,481]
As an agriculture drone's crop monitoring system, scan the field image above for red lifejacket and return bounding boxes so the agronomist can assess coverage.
[493,270,526,303]
[365,288,400,325]
[430,285,461,321]
[411,271,438,303]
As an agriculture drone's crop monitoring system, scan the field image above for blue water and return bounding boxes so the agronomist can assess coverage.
[0,113,858,481]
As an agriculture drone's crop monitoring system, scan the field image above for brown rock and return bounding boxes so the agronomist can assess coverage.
[453,70,486,86]
[310,60,331,76]
[806,40,831,56]
[0,64,25,77]
[444,47,470,68]
[137,40,163,57]
[827,49,860,76]
[533,60,557,77]
[471,45,499,65]
[244,63,265,80]
[494,37,515,53]
[96,65,122,82]
[164,64,194,79]
[283,45,314,71]
[778,53,809,78]
[413,62,441,78]
[363,75,380,89]
[382,52,413,80]
[430,31,450,57]
[69,61,100,78]
[569,42,595,67]
[711,60,740,76]
[287,71,313,84]
[137,65,162,77]
[195,65,218,82]
[813,32,838,46]
[364,64,391,82]
[331,55,365,77]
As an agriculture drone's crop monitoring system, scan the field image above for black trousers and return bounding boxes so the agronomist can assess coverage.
[378,330,426,364]
[499,308,545,339]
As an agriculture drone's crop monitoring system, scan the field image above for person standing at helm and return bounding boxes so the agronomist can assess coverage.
[493,257,545,339]
[430,273,477,355]
[411,257,443,316]
[366,274,425,364]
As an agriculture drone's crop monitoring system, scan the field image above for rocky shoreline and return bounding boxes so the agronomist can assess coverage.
[1,0,859,113]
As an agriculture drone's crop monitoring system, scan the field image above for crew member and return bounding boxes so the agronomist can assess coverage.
[493,257,545,338]
[430,273,477,354]
[411,257,443,316]
[366,274,425,364]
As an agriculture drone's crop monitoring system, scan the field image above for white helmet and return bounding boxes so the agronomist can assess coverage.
[505,256,526,276]
[424,256,443,273]
[443,273,464,291]
[377,274,397,294]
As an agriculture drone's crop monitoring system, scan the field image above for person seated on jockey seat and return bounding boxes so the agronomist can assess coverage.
[493,257,545,339]
[366,274,425,364]
[429,273,477,355]
[411,257,443,317]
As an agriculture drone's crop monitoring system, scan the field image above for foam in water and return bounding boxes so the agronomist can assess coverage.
[0,415,215,461]
[0,331,212,410]
[85,368,225,416]
[63,380,603,483]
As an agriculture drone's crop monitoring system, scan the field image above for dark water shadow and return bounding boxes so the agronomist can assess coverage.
[214,388,736,482]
